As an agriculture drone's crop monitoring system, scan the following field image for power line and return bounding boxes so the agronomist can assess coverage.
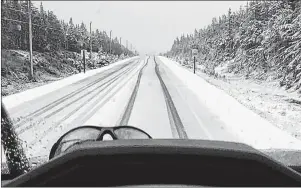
[1,17,63,32]
[2,5,62,32]
[3,3,130,55]
[3,7,28,14]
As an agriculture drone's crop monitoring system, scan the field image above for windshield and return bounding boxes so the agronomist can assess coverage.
[1,0,301,177]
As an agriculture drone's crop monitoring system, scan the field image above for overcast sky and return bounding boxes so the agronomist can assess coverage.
[33,1,246,55]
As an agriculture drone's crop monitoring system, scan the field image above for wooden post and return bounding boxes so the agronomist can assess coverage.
[83,50,86,73]
[194,56,196,74]
[28,0,33,80]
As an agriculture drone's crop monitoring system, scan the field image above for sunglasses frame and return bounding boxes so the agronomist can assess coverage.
[49,125,152,159]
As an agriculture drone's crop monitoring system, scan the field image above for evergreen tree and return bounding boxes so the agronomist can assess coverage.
[168,1,301,91]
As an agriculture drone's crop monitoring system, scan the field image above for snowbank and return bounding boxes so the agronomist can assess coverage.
[158,56,301,150]
[2,56,139,109]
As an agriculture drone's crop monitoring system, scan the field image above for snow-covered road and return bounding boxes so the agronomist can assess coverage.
[158,56,301,150]
[2,55,301,166]
[2,57,144,160]
[127,57,174,138]
[156,57,239,142]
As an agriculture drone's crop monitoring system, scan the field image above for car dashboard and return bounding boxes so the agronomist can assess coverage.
[3,139,301,187]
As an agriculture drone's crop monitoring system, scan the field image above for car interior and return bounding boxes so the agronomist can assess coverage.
[3,139,301,187]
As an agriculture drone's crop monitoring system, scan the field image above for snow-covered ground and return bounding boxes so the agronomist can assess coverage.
[2,56,139,110]
[157,58,240,142]
[3,55,301,171]
[177,59,301,142]
[198,69,301,141]
[158,56,301,150]
[170,56,301,142]
[128,58,174,138]
[83,57,147,127]
[25,58,146,158]
[1,57,142,164]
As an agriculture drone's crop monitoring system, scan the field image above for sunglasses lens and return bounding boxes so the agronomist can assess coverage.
[51,127,101,158]
[114,127,151,139]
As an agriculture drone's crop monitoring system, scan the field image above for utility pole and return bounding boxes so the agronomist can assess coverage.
[90,22,92,60]
[28,0,33,80]
[126,40,128,50]
[109,30,112,54]
[119,37,122,58]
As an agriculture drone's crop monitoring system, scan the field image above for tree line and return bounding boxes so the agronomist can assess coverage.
[167,0,301,91]
[1,1,135,56]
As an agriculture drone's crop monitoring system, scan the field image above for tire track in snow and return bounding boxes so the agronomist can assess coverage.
[27,61,140,145]
[13,60,135,131]
[78,61,145,127]
[118,57,150,126]
[154,56,188,139]
[17,62,137,135]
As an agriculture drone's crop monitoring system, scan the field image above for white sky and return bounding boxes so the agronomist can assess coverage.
[33,1,246,55]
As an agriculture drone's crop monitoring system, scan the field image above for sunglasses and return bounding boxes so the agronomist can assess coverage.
[49,125,152,159]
